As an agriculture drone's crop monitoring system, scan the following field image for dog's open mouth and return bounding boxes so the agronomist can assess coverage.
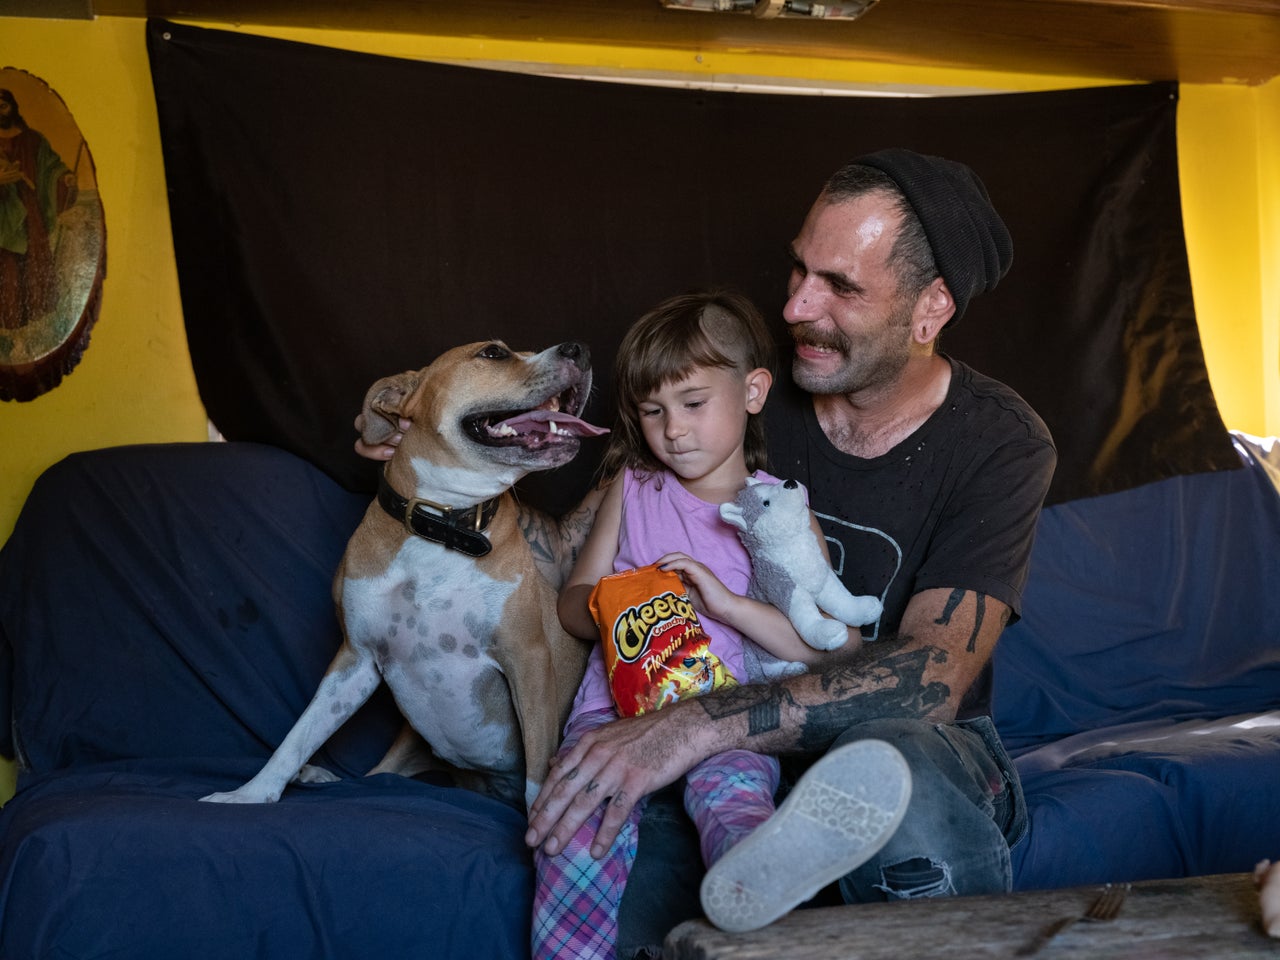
[464,389,609,449]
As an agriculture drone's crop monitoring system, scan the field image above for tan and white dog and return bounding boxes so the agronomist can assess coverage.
[202,340,604,810]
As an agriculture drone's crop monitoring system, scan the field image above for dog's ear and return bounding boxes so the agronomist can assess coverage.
[359,370,423,445]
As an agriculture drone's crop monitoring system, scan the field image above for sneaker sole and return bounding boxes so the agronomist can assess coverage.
[699,738,912,933]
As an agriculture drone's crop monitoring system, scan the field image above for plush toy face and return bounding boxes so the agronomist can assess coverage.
[719,476,811,552]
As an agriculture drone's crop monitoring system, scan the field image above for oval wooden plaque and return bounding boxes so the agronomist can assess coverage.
[0,67,106,402]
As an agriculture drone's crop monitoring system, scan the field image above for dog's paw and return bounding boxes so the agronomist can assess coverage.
[199,787,278,804]
[200,790,249,803]
[296,763,341,784]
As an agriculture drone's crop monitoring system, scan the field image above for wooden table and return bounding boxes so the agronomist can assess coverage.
[664,873,1279,959]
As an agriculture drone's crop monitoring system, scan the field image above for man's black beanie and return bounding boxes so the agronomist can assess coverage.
[855,148,1013,324]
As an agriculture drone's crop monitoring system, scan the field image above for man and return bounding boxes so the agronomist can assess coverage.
[362,148,1056,955]
[524,149,1055,952]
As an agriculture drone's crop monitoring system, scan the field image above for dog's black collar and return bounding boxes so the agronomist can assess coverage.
[377,471,500,558]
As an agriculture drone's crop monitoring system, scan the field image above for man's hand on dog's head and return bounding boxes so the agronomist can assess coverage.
[354,414,409,460]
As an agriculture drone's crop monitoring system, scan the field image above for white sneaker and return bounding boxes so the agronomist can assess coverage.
[699,738,912,933]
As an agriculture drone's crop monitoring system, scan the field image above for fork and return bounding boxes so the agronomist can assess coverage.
[1083,883,1130,922]
[1016,883,1130,955]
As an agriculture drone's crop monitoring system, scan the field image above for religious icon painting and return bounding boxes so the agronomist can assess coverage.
[0,67,106,402]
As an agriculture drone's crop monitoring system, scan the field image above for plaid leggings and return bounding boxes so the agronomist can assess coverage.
[532,708,780,960]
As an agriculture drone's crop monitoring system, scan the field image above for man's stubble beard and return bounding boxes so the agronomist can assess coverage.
[789,303,915,398]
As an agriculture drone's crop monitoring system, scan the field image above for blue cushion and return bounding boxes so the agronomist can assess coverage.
[1011,714,1280,890]
[1012,765,1188,890]
[993,437,1280,753]
[0,442,398,777]
[0,759,532,960]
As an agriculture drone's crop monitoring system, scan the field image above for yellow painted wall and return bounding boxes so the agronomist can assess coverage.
[0,16,1276,803]
[1259,78,1280,432]
[1180,78,1280,438]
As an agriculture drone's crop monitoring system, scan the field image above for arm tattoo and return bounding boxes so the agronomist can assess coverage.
[696,639,950,753]
[517,501,596,588]
[748,699,782,737]
[698,683,793,737]
[933,587,986,654]
[800,643,949,751]
[556,502,596,566]
[969,595,985,653]
[518,510,555,566]
[934,589,964,625]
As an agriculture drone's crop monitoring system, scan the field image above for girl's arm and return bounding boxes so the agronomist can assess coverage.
[658,513,861,666]
[557,477,626,640]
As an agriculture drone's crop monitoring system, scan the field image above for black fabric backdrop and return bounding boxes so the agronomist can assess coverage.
[146,19,1238,515]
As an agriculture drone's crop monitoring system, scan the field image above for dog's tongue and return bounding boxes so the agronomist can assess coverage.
[497,410,610,438]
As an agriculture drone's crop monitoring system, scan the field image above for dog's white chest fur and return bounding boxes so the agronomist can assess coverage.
[342,537,520,773]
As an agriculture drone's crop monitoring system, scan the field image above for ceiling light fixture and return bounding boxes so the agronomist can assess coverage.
[658,0,879,20]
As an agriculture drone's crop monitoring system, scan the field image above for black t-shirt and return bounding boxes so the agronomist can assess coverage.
[765,355,1057,716]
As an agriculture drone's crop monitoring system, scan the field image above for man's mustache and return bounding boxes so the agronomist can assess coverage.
[790,324,851,354]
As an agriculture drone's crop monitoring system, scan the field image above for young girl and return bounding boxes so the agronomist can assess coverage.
[531,290,851,960]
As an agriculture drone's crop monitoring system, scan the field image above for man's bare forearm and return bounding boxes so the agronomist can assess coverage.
[696,636,949,754]
[693,586,1008,756]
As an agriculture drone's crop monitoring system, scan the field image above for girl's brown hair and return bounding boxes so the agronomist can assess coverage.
[599,290,776,481]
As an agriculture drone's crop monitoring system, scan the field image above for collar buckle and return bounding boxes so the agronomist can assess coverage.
[402,496,485,536]
[377,471,499,558]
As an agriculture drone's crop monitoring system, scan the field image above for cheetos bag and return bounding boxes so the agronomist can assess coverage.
[589,563,736,717]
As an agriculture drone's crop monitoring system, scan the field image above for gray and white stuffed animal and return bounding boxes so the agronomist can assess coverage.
[720,477,883,680]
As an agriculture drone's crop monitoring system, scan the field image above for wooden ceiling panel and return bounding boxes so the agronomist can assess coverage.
[68,0,1280,85]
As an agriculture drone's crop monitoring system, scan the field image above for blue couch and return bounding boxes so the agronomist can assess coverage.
[994,431,1280,890]
[1,434,1278,958]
